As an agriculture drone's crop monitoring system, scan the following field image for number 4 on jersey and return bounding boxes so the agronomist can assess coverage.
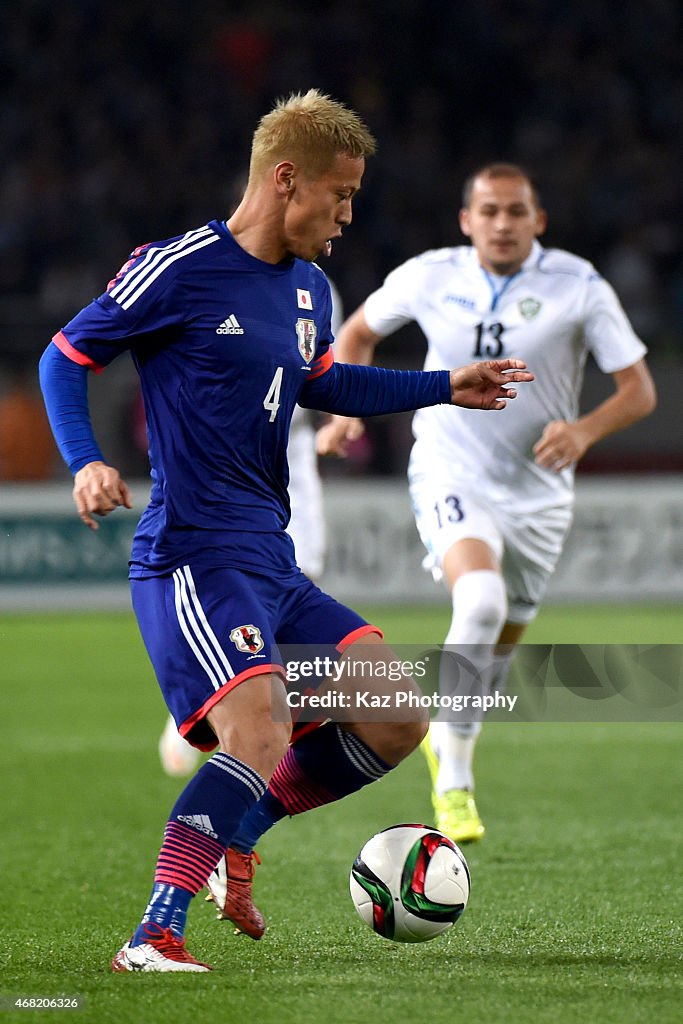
[263,366,284,422]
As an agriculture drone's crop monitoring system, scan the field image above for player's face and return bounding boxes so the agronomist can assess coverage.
[285,154,365,262]
[459,175,547,275]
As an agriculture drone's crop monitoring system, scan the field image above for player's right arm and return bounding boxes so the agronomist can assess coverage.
[39,340,132,531]
[39,233,187,527]
[334,305,382,366]
[317,255,422,456]
[315,305,384,456]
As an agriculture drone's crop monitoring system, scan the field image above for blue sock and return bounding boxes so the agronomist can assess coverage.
[132,885,193,941]
[232,724,391,853]
[232,791,287,853]
[131,752,266,944]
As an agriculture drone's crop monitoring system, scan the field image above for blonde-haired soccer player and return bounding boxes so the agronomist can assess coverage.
[41,90,532,971]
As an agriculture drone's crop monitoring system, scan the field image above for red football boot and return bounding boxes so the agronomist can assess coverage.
[205,848,266,940]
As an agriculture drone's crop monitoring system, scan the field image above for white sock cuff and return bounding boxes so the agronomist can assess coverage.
[447,570,508,646]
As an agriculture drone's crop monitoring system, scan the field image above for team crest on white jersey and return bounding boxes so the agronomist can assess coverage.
[229,624,264,654]
[296,318,317,363]
[519,297,542,320]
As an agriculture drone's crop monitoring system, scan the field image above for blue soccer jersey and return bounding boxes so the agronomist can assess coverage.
[52,220,337,576]
[46,219,451,578]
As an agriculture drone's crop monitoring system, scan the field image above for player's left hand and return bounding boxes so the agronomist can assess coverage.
[533,420,590,471]
[449,359,534,410]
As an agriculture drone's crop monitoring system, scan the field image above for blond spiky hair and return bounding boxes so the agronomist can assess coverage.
[249,89,377,181]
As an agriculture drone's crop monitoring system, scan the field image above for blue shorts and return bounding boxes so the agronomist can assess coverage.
[131,563,379,750]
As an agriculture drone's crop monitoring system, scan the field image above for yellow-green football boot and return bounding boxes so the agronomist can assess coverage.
[420,730,485,843]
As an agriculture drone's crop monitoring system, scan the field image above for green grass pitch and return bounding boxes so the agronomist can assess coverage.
[1,604,682,1024]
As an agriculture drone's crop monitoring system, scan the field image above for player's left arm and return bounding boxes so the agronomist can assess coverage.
[533,358,656,472]
[300,355,533,417]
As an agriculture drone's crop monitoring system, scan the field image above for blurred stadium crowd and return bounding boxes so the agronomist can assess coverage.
[0,0,681,477]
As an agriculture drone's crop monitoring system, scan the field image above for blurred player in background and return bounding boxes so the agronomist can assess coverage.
[317,162,656,844]
[40,95,532,972]
[158,279,343,777]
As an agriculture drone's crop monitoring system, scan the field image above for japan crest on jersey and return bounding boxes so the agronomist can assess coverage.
[296,318,317,363]
[229,624,264,654]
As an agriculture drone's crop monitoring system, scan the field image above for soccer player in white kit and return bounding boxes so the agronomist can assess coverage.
[317,163,656,842]
[159,281,342,776]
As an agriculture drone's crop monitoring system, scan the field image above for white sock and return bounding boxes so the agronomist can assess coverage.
[491,649,516,696]
[434,570,507,793]
[431,720,482,792]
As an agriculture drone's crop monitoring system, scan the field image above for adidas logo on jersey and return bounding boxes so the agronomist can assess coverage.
[216,314,244,335]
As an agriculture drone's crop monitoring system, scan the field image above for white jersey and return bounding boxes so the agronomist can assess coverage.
[363,241,647,513]
[286,277,342,577]
[287,408,325,578]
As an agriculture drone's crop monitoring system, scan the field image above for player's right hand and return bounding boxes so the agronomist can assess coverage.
[72,461,133,530]
[316,415,365,457]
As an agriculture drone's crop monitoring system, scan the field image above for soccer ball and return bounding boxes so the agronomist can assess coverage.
[350,824,470,943]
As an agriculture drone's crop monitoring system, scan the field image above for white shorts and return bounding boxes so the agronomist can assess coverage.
[408,470,572,624]
[286,415,325,580]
